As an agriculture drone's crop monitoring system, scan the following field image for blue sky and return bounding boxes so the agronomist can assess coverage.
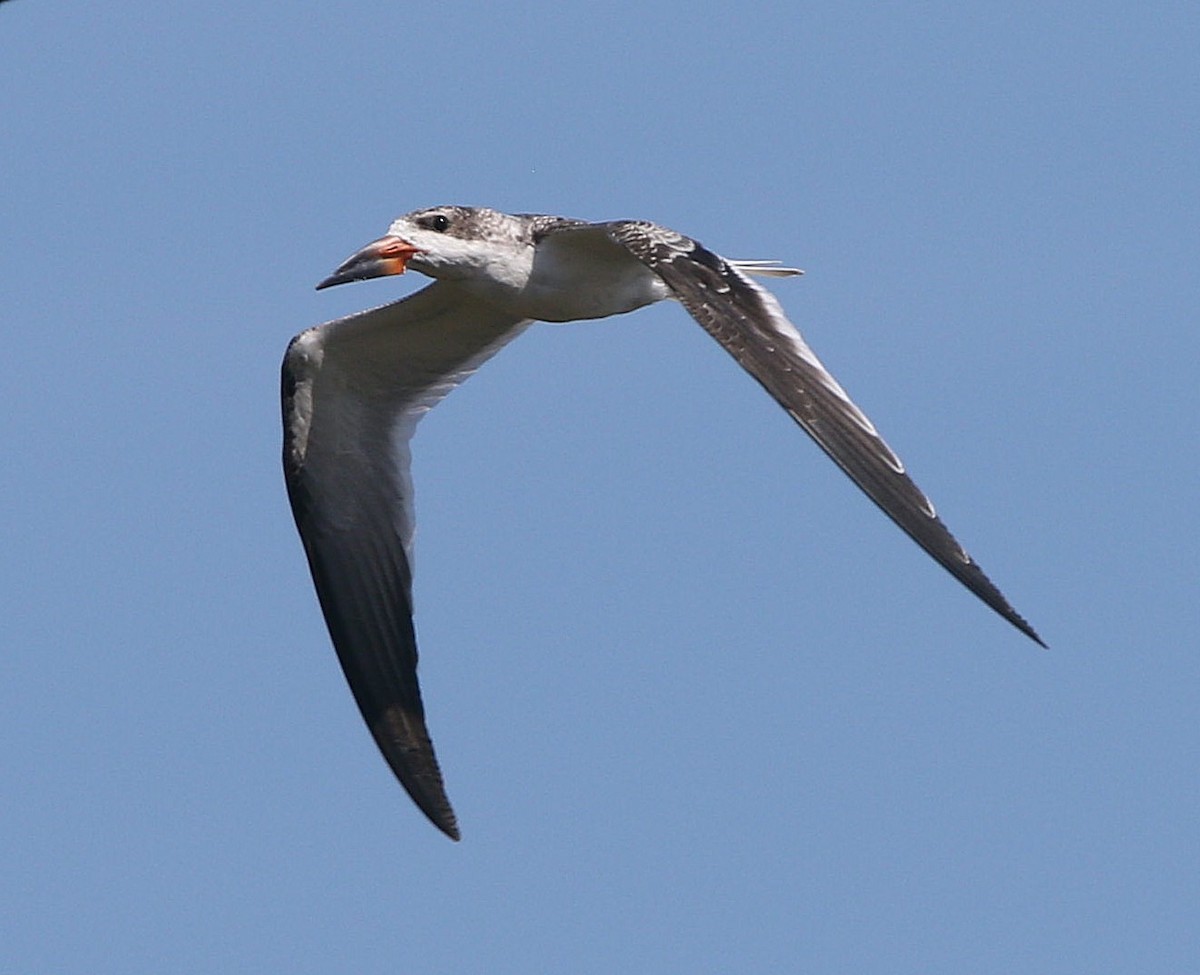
[3,2,1197,972]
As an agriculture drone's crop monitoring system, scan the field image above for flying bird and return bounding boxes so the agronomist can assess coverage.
[282,206,1043,840]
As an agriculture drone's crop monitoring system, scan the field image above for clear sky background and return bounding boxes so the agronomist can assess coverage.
[3,2,1197,972]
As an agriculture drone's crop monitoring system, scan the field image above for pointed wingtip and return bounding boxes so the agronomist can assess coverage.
[989,590,1046,649]
[1002,605,1047,649]
[371,706,461,840]
[424,797,461,841]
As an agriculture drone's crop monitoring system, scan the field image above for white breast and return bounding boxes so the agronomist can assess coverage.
[518,226,671,322]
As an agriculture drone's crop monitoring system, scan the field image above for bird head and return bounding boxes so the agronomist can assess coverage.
[316,206,526,290]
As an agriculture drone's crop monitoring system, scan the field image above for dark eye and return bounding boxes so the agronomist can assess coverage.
[422,213,450,233]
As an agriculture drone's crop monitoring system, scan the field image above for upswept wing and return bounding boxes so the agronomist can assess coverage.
[604,221,1044,646]
[282,281,530,839]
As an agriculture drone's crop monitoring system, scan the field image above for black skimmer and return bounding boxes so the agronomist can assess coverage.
[283,206,1043,839]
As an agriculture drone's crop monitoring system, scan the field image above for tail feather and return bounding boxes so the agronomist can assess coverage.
[730,259,804,279]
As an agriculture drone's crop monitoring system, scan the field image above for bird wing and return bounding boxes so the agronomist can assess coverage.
[282,281,531,839]
[600,220,1044,646]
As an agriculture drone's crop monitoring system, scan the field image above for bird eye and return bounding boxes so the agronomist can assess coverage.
[422,213,450,233]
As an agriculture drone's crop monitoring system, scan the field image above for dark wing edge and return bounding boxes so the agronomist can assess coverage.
[282,327,460,841]
[609,221,1045,647]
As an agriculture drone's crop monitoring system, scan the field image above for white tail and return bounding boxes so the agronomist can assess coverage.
[730,259,804,279]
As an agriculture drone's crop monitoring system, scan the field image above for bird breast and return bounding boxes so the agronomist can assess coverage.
[516,231,671,323]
